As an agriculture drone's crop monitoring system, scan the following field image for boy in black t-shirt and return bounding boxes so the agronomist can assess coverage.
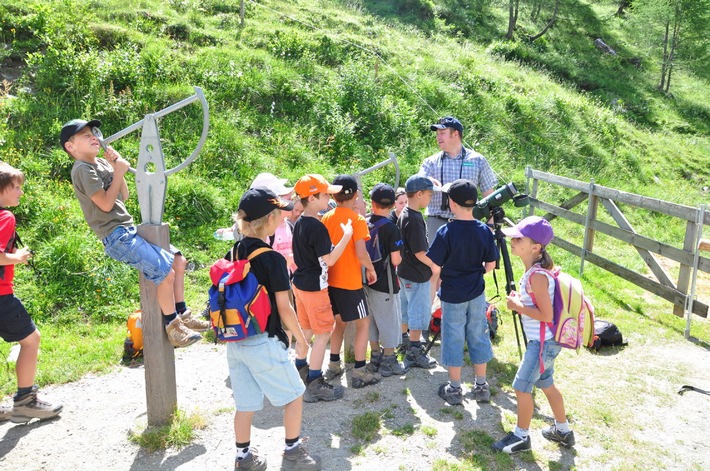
[227,188,320,471]
[397,175,442,369]
[291,175,353,403]
[364,183,408,377]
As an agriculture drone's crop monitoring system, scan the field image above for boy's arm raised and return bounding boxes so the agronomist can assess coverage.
[321,219,353,267]
[90,147,130,212]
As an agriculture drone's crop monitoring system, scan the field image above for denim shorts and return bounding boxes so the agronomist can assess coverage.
[227,334,305,412]
[0,295,36,342]
[441,293,493,367]
[513,339,562,394]
[398,278,431,331]
[365,286,402,348]
[103,226,174,285]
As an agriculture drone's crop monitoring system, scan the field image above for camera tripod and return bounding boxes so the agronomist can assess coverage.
[488,205,528,358]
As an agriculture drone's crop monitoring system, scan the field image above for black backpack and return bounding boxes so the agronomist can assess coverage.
[590,319,626,351]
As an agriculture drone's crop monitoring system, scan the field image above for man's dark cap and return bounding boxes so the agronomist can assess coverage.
[430,116,463,134]
[332,174,358,196]
[60,119,101,149]
[370,183,396,206]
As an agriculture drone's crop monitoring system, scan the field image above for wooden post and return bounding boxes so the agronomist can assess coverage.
[580,179,597,276]
[240,0,245,26]
[675,219,698,317]
[137,223,177,426]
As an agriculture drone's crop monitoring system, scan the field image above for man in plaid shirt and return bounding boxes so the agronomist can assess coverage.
[419,116,498,236]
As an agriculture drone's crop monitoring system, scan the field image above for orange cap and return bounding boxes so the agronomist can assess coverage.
[294,174,342,198]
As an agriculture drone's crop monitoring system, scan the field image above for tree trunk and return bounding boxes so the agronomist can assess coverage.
[529,0,560,42]
[658,20,670,92]
[506,0,519,40]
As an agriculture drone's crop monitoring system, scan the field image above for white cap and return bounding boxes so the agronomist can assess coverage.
[250,172,293,196]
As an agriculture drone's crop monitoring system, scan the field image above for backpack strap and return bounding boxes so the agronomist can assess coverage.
[525,265,557,374]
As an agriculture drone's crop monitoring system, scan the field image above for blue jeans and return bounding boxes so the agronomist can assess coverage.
[398,278,431,331]
[227,335,305,411]
[102,225,174,285]
[513,339,562,393]
[441,293,493,366]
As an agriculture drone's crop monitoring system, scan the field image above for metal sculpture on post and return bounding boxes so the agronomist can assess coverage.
[98,86,209,425]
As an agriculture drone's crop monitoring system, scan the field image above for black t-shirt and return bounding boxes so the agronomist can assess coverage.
[226,237,290,344]
[368,215,402,294]
[291,215,333,292]
[396,207,432,283]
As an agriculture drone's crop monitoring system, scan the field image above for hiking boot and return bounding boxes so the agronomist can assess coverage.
[438,382,463,406]
[11,386,63,423]
[165,317,202,348]
[323,361,344,382]
[303,376,344,403]
[179,309,211,332]
[366,349,383,373]
[378,354,408,377]
[492,431,531,454]
[542,425,576,447]
[396,333,409,356]
[235,448,267,470]
[282,441,321,470]
[404,344,437,369]
[350,366,381,389]
[297,363,309,384]
[200,301,211,320]
[0,403,12,422]
[473,382,491,403]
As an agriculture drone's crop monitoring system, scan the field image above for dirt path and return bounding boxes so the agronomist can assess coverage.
[1,338,709,470]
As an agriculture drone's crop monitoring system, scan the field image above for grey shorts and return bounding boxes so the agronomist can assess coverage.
[364,286,402,349]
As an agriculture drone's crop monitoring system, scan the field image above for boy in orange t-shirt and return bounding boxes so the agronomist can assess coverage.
[320,175,380,389]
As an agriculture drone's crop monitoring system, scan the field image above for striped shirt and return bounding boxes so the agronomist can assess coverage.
[419,147,497,219]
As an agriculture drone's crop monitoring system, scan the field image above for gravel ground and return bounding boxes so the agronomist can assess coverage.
[1,337,709,470]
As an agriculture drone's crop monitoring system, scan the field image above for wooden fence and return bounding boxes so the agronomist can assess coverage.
[524,167,709,337]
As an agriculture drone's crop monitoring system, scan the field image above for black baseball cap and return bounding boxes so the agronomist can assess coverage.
[430,116,463,134]
[238,187,293,222]
[332,174,358,196]
[60,119,102,150]
[441,179,478,207]
[370,183,396,206]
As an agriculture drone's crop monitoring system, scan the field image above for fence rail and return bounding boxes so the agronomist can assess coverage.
[524,167,709,332]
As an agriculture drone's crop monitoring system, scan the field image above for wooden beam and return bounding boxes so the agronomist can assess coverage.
[700,239,710,252]
[551,237,708,318]
[137,223,177,426]
[601,199,675,288]
[527,169,709,224]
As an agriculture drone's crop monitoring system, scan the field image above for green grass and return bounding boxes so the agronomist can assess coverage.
[128,408,207,451]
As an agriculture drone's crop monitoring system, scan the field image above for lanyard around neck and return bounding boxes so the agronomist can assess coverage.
[439,147,467,183]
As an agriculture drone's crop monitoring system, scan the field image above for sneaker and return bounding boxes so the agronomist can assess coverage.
[473,382,491,403]
[542,425,576,447]
[492,431,531,454]
[366,349,383,373]
[200,301,211,320]
[438,382,463,405]
[0,403,12,422]
[11,386,63,423]
[350,365,381,389]
[303,376,344,403]
[282,441,321,470]
[396,333,409,356]
[404,344,437,369]
[297,363,309,384]
[179,309,210,332]
[235,448,267,470]
[323,361,344,382]
[378,354,408,377]
[165,317,202,348]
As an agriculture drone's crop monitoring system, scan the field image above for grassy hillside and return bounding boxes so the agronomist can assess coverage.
[0,0,707,377]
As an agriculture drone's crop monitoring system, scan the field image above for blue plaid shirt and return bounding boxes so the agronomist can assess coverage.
[419,147,497,219]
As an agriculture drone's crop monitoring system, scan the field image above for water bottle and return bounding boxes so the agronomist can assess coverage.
[213,230,234,241]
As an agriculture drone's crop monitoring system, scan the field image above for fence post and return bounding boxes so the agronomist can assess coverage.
[240,0,245,26]
[525,166,536,217]
[684,204,706,338]
[580,179,597,276]
[137,223,177,426]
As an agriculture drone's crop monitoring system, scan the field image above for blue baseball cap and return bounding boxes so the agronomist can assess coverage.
[405,175,442,193]
[430,116,463,134]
